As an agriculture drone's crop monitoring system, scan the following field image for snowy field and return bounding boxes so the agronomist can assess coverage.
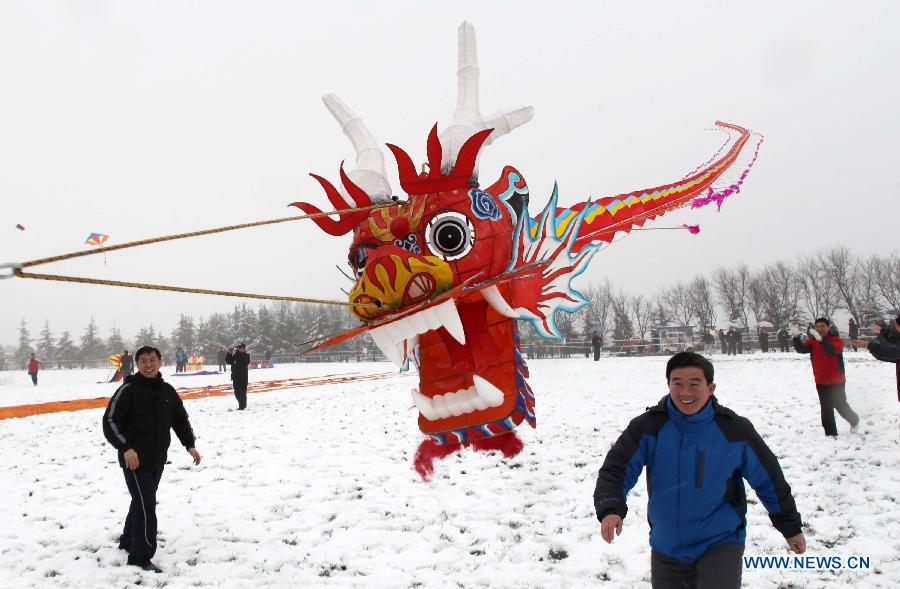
[0,353,897,588]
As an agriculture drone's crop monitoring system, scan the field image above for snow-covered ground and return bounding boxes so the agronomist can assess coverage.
[0,353,897,588]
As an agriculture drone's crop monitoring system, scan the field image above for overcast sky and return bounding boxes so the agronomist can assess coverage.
[1,0,898,346]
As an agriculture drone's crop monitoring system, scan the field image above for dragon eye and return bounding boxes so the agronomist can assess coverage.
[425,212,475,261]
[350,247,370,278]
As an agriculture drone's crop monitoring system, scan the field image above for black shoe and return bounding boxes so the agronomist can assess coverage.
[117,534,129,551]
[129,560,163,573]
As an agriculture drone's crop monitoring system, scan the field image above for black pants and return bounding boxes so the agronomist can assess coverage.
[816,383,859,436]
[593,347,601,361]
[218,362,226,372]
[233,379,247,409]
[651,543,744,589]
[121,465,164,565]
[29,372,37,386]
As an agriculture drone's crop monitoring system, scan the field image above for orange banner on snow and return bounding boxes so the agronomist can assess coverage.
[0,372,403,420]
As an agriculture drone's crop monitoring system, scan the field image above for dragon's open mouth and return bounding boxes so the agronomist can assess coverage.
[367,284,515,367]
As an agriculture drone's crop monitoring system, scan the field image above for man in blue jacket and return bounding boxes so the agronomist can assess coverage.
[594,352,806,589]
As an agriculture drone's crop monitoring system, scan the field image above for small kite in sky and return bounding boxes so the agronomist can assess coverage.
[15,224,25,231]
[84,232,109,246]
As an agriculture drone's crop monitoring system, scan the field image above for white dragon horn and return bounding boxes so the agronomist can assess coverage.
[439,21,535,176]
[322,93,392,204]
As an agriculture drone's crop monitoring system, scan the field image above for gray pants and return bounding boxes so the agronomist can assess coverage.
[651,543,744,589]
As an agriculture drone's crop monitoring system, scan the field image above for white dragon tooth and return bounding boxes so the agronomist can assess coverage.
[411,388,437,421]
[444,392,465,416]
[435,300,466,345]
[370,327,405,367]
[454,387,477,414]
[473,375,505,407]
[407,311,431,337]
[467,386,490,411]
[381,321,406,348]
[482,285,519,319]
[431,394,451,419]
[422,306,442,331]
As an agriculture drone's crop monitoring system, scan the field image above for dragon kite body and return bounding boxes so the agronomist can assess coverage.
[294,23,762,479]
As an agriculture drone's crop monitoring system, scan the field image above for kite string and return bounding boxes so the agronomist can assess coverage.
[6,201,396,307]
[18,201,394,269]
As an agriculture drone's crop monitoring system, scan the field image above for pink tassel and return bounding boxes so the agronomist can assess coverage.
[682,224,701,235]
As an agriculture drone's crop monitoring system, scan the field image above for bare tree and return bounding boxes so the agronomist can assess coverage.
[795,254,839,322]
[689,276,718,330]
[822,246,863,323]
[611,290,634,343]
[868,253,900,310]
[746,269,767,326]
[662,283,695,327]
[630,294,655,340]
[761,261,799,327]
[712,266,749,326]
[582,279,614,339]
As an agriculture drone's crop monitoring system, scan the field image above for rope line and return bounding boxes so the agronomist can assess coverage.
[19,202,394,269]
[8,201,396,307]
[12,269,377,308]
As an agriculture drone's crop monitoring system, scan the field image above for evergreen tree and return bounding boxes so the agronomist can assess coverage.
[79,318,105,362]
[15,318,33,367]
[36,320,56,363]
[172,314,196,352]
[0,345,7,370]
[56,331,77,367]
[257,306,276,353]
[204,313,230,353]
[106,327,125,355]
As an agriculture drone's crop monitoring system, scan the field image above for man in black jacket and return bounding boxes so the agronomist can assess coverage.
[102,346,201,573]
[226,343,251,410]
[853,317,900,402]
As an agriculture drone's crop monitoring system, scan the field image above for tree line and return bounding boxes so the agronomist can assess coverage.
[4,246,897,368]
[519,246,898,348]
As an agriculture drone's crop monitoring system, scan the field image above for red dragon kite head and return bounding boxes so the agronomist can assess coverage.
[292,23,762,480]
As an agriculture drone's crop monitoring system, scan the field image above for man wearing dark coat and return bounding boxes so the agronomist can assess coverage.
[217,347,227,372]
[102,346,201,573]
[777,327,790,353]
[758,331,769,353]
[225,343,251,410]
[591,333,603,361]
[853,317,900,402]
[848,318,860,351]
[120,350,134,376]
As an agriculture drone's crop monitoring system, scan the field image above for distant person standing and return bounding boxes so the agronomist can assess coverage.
[226,343,251,410]
[848,318,860,351]
[793,318,860,436]
[777,327,790,353]
[264,349,273,368]
[758,331,769,353]
[726,328,739,356]
[217,347,227,373]
[591,332,603,361]
[853,318,900,403]
[120,350,134,376]
[27,352,41,386]
[175,348,186,373]
[102,346,201,572]
[718,329,729,355]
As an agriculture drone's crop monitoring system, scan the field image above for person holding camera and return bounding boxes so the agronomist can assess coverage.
[852,317,900,402]
[792,318,860,436]
[225,343,251,410]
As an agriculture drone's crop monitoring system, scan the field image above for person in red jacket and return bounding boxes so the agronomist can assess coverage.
[27,352,41,386]
[793,318,859,436]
